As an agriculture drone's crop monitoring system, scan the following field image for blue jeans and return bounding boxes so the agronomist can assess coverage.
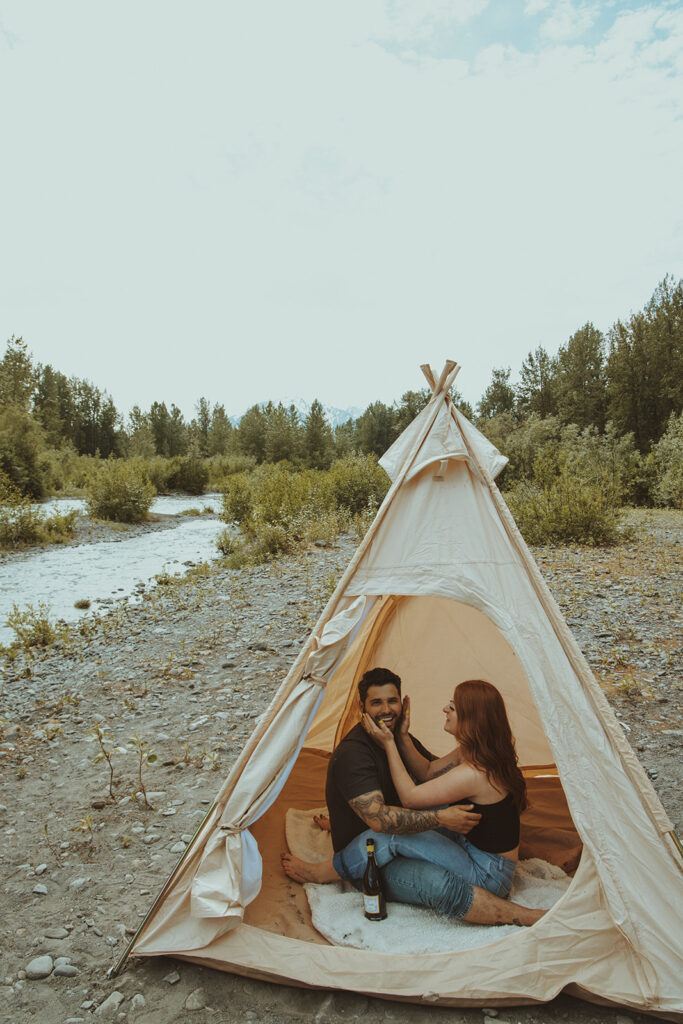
[332,829,516,918]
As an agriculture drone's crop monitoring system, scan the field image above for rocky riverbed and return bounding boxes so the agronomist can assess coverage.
[0,509,681,1024]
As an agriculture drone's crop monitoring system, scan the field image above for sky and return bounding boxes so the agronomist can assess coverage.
[1,0,682,421]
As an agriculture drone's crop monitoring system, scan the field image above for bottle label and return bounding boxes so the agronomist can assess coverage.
[363,893,381,916]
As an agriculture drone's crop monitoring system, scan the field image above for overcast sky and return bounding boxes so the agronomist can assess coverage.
[1,1,681,421]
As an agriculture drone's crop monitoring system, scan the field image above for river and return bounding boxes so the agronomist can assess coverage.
[0,494,226,645]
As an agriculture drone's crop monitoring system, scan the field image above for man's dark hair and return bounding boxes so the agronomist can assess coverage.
[358,667,401,704]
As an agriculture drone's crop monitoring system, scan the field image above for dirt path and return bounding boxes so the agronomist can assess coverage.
[0,510,681,1024]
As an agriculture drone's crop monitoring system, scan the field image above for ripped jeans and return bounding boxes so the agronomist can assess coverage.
[332,829,516,919]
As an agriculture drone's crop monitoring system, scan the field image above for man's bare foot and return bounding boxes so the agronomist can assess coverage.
[313,813,331,832]
[280,852,340,884]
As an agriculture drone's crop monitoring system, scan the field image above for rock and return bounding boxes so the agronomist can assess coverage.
[35,863,48,875]
[54,963,79,977]
[32,883,48,895]
[25,955,53,979]
[94,990,125,1016]
[163,970,180,984]
[143,833,160,845]
[70,877,89,889]
[91,798,107,809]
[130,993,146,1013]
[185,987,207,1011]
[54,956,71,966]
[44,927,69,939]
[170,841,186,853]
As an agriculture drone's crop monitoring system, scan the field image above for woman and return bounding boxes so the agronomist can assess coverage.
[283,680,526,904]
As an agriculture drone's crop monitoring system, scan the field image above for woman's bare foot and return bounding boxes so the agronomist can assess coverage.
[313,813,331,832]
[280,852,340,884]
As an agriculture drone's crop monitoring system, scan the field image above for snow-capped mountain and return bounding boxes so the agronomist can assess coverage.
[230,398,364,428]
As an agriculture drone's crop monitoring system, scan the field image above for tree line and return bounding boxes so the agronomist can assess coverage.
[0,275,681,500]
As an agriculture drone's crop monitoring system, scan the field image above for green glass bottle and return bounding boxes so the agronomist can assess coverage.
[362,838,387,920]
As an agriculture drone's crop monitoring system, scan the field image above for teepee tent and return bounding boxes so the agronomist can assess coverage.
[114,361,683,1021]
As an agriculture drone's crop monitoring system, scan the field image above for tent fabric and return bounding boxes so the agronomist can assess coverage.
[127,368,683,1021]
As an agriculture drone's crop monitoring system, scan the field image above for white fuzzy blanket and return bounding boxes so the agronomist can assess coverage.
[285,807,571,954]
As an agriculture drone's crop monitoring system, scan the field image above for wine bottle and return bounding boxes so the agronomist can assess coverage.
[362,838,387,920]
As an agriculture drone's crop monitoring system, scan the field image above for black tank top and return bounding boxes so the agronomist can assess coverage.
[459,793,520,854]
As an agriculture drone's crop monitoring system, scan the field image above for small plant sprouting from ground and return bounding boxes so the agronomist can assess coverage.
[128,734,157,808]
[3,601,70,656]
[86,721,124,799]
[74,598,91,610]
[44,821,63,865]
[73,814,97,854]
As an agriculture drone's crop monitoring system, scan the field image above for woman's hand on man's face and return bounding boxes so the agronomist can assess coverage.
[361,713,395,749]
[396,695,410,738]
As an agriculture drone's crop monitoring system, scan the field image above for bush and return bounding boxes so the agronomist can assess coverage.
[86,461,155,523]
[167,456,209,495]
[650,412,683,509]
[207,454,256,490]
[221,473,254,525]
[327,455,389,515]
[505,459,622,546]
[4,601,69,652]
[0,471,78,548]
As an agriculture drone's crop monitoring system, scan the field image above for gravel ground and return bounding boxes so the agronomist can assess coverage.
[0,509,681,1024]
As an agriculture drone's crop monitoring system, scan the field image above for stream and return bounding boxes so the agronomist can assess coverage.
[0,494,226,645]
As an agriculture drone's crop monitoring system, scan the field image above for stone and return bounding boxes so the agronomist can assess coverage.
[35,863,48,875]
[33,883,48,895]
[70,877,89,889]
[25,955,54,979]
[170,841,186,853]
[54,957,71,966]
[130,993,146,1012]
[44,927,69,939]
[54,963,79,977]
[91,799,107,809]
[94,990,125,1016]
[185,987,207,1011]
[163,970,180,984]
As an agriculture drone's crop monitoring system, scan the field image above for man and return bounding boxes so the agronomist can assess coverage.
[283,667,544,926]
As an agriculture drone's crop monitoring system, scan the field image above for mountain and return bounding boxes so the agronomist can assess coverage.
[229,398,364,428]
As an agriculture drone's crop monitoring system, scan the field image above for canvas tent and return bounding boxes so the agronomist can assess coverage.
[114,361,683,1020]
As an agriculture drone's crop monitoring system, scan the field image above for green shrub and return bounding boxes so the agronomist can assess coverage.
[167,456,209,495]
[0,471,78,547]
[86,461,155,523]
[4,601,69,652]
[207,454,256,490]
[650,412,683,509]
[505,464,622,546]
[221,473,254,525]
[327,455,389,515]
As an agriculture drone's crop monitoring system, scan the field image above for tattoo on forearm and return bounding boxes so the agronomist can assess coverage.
[349,790,440,834]
[431,758,458,779]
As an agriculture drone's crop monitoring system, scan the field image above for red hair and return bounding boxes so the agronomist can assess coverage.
[453,680,527,812]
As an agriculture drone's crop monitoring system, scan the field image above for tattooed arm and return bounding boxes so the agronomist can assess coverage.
[349,789,480,835]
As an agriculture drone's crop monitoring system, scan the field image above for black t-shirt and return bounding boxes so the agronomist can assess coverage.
[325,723,435,852]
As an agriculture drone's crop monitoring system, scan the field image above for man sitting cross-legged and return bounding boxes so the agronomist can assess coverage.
[282,667,545,927]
